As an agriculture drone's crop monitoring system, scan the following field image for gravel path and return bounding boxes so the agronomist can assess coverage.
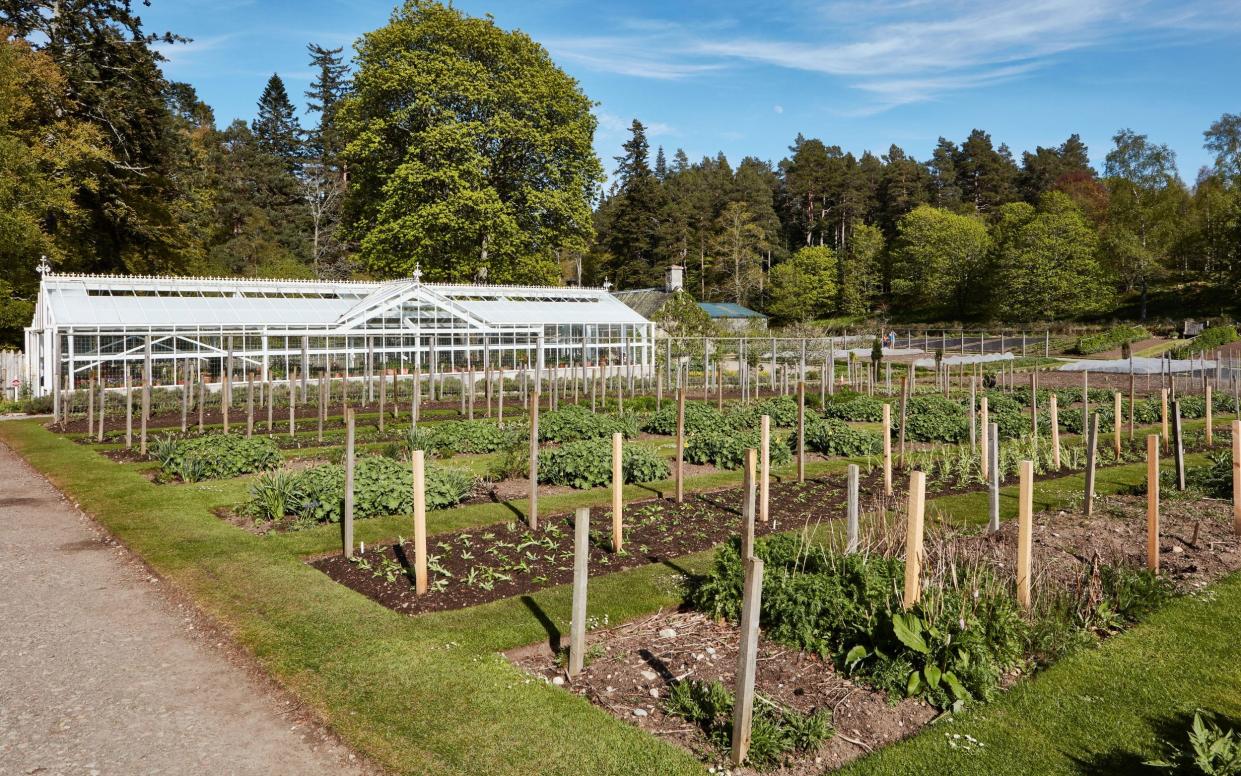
[0,437,377,776]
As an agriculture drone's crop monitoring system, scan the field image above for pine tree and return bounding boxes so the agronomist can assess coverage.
[305,44,349,165]
[654,146,667,181]
[253,74,302,172]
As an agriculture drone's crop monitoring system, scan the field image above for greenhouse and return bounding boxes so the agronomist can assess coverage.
[23,264,656,404]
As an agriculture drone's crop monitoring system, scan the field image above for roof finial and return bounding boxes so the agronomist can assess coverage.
[602,276,613,292]
[412,262,423,285]
[36,254,51,276]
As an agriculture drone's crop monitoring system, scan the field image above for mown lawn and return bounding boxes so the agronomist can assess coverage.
[2,417,1238,775]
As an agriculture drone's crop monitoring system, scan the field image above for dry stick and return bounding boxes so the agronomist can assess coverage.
[902,470,926,609]
[846,463,859,554]
[796,381,806,483]
[759,414,771,522]
[882,403,893,497]
[1049,394,1061,470]
[1085,413,1100,517]
[1232,419,1240,536]
[1113,391,1122,460]
[729,555,765,768]
[568,506,590,678]
[1147,434,1160,573]
[1172,399,1185,491]
[343,409,355,559]
[979,397,990,480]
[611,432,623,553]
[675,389,685,504]
[988,422,1001,532]
[412,449,427,595]
[1016,459,1034,609]
[528,394,540,530]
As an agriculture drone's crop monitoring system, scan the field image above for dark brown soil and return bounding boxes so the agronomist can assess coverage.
[508,611,936,775]
[508,495,1241,774]
[309,471,878,615]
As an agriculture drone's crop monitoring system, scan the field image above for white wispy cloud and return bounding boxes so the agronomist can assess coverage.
[554,0,1241,111]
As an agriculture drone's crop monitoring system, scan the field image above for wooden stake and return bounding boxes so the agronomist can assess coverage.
[898,375,908,460]
[759,414,770,522]
[1147,434,1160,573]
[611,431,623,553]
[1113,391,1122,460]
[979,397,989,479]
[1049,394,1061,470]
[742,448,757,560]
[1016,460,1033,609]
[412,448,427,595]
[378,367,386,432]
[882,403,893,497]
[796,381,805,483]
[568,506,590,678]
[988,422,1000,532]
[846,463,859,553]
[1232,420,1240,536]
[675,389,685,504]
[1206,384,1214,447]
[1172,399,1185,491]
[902,470,926,609]
[729,556,764,769]
[1161,388,1169,452]
[529,394,539,530]
[343,408,355,559]
[96,374,105,442]
[1085,413,1099,516]
[125,368,133,449]
[247,374,255,438]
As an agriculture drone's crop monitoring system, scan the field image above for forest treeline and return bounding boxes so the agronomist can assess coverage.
[1,0,1239,348]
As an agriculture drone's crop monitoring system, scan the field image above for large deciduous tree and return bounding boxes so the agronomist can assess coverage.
[768,246,836,323]
[891,205,991,317]
[339,0,602,284]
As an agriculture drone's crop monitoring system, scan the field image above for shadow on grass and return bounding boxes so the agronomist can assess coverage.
[1070,708,1241,774]
[521,595,560,653]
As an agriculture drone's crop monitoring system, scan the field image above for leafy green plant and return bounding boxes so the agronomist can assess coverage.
[664,679,832,769]
[539,404,638,443]
[642,400,725,436]
[822,395,884,422]
[538,439,670,489]
[1170,324,1238,359]
[790,418,882,457]
[1071,324,1148,355]
[904,395,969,443]
[246,469,301,522]
[685,427,792,470]
[1147,711,1241,775]
[159,434,280,481]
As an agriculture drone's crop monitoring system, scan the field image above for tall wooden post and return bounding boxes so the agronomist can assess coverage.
[181,359,189,433]
[1147,434,1160,573]
[675,389,685,504]
[343,408,355,559]
[1049,394,1061,470]
[125,368,133,449]
[1172,400,1185,491]
[1161,388,1169,452]
[759,415,770,522]
[1113,391,1122,460]
[902,471,926,609]
[247,374,255,438]
[1232,420,1240,536]
[611,432,623,553]
[378,366,386,432]
[988,422,1000,532]
[1206,384,1214,447]
[979,397,990,480]
[882,403,893,497]
[969,377,977,451]
[412,449,427,595]
[1085,413,1099,516]
[846,463,859,553]
[568,506,590,678]
[741,448,757,560]
[529,394,539,530]
[1016,460,1033,609]
[796,381,806,483]
[729,556,764,768]
[140,337,150,455]
[898,375,908,461]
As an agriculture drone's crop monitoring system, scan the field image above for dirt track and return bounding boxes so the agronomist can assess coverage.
[0,435,377,776]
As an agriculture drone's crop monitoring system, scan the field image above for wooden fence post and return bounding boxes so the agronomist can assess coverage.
[1017,460,1033,609]
[529,394,539,530]
[979,396,990,480]
[675,388,685,504]
[882,403,893,497]
[140,345,150,456]
[568,506,590,678]
[199,371,206,433]
[742,448,757,560]
[181,359,189,433]
[796,381,806,483]
[1232,420,1240,536]
[729,556,765,768]
[288,375,296,436]
[902,470,926,609]
[1161,388,1169,452]
[1049,394,1061,470]
[247,374,255,438]
[87,375,95,432]
[846,463,859,553]
[97,374,105,442]
[1172,400,1185,491]
[378,366,386,432]
[611,431,623,553]
[1085,413,1099,516]
[125,368,133,449]
[1206,384,1214,447]
[1113,391,1122,460]
[988,422,1000,532]
[760,414,770,522]
[343,408,355,559]
[898,375,908,461]
[412,448,427,595]
[1147,434,1160,573]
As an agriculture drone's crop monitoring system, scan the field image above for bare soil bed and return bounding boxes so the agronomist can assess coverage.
[509,495,1241,774]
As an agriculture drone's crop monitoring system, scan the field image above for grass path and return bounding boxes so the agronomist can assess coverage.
[2,418,1238,775]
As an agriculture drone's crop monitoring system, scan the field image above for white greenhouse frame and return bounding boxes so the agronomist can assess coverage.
[24,268,656,411]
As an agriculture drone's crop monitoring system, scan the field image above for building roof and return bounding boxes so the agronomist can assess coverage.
[611,288,674,320]
[32,273,650,332]
[697,302,767,319]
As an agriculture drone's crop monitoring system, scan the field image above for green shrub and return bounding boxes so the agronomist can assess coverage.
[751,395,800,427]
[1072,324,1147,355]
[539,404,638,443]
[905,395,968,443]
[425,419,524,455]
[685,427,792,470]
[791,418,882,457]
[643,400,724,436]
[160,434,280,481]
[664,679,832,769]
[1186,450,1234,499]
[539,439,670,489]
[822,395,884,422]
[1170,324,1238,359]
[268,456,473,525]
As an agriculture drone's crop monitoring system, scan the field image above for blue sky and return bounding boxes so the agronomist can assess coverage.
[145,0,1241,180]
